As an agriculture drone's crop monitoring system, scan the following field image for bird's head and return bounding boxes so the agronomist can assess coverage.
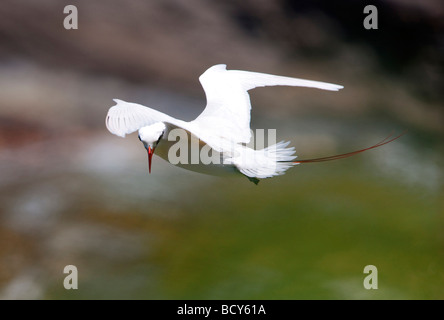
[138,122,166,173]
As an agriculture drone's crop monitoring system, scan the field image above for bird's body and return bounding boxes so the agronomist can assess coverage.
[106,64,401,184]
[135,120,296,183]
[146,123,235,177]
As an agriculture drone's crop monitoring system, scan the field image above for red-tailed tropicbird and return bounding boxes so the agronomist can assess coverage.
[106,64,402,184]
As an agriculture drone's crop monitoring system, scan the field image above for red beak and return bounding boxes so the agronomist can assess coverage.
[147,146,154,173]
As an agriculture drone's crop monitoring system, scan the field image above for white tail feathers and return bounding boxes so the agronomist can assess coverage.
[263,140,298,176]
[234,140,297,179]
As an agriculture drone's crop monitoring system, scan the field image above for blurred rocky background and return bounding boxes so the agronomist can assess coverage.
[0,0,443,299]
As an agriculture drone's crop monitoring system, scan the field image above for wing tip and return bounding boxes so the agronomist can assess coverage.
[106,100,130,138]
[202,64,227,75]
[212,63,227,70]
[320,84,344,91]
[105,116,126,138]
[332,85,344,91]
[112,98,126,104]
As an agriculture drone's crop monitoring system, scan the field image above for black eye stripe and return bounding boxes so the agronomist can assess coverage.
[156,132,164,145]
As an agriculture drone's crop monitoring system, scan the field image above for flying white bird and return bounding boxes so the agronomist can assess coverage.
[106,64,402,184]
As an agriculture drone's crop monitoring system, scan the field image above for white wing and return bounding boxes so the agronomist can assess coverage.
[105,99,227,153]
[192,64,343,144]
[106,99,178,137]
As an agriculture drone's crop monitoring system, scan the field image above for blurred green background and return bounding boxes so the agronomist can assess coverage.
[0,0,443,299]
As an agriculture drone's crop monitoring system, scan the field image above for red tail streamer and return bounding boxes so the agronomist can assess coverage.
[294,131,406,164]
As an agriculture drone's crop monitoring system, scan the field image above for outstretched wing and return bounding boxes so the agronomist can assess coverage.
[105,99,176,137]
[192,64,343,144]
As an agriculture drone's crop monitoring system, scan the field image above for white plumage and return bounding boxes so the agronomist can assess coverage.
[105,64,343,183]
